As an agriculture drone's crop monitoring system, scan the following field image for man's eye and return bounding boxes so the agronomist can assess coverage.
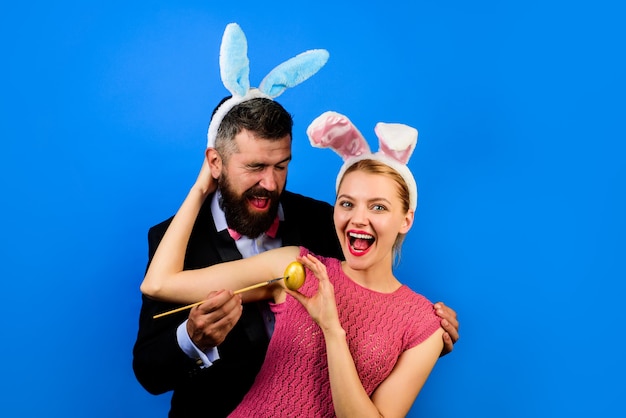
[340,201,352,208]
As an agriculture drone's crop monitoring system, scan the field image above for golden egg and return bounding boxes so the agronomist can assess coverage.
[284,261,305,291]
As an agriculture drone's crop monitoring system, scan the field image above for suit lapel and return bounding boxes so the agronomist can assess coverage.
[214,229,243,262]
[278,192,302,247]
[185,194,243,268]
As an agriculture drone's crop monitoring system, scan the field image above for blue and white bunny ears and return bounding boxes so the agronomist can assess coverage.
[307,111,419,211]
[207,23,330,148]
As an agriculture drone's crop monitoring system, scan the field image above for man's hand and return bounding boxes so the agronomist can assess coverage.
[187,290,243,351]
[434,302,459,357]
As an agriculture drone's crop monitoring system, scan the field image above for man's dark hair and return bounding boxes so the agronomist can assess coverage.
[214,97,293,161]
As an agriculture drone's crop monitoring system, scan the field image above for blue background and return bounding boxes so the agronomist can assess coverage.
[2,1,625,417]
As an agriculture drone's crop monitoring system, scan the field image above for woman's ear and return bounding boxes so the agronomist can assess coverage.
[400,209,415,234]
[205,148,222,178]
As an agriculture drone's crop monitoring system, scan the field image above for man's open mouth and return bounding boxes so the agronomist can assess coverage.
[248,196,270,210]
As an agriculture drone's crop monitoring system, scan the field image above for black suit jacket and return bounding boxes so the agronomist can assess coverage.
[133,190,342,417]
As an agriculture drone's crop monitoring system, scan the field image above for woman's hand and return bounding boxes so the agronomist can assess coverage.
[193,156,217,197]
[286,254,343,333]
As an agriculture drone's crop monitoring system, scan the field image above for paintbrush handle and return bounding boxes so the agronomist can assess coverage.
[152,300,205,319]
[233,280,271,295]
[152,276,284,319]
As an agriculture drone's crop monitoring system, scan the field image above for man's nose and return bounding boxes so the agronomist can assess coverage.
[258,169,278,191]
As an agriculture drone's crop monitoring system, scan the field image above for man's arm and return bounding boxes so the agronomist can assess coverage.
[133,292,201,394]
[133,219,239,390]
[133,218,260,397]
[132,221,202,394]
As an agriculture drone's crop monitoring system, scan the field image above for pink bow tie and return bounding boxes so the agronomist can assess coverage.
[227,216,280,241]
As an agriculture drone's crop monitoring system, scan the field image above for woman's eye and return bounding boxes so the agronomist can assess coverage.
[340,201,352,208]
[372,204,387,211]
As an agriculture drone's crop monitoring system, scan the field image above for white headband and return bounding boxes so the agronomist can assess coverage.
[207,23,329,148]
[306,111,419,211]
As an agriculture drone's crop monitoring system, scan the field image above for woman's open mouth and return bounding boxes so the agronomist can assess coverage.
[348,231,375,255]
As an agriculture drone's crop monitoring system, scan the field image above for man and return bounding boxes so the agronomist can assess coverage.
[133,97,459,417]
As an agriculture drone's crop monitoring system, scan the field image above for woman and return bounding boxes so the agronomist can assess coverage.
[141,112,444,417]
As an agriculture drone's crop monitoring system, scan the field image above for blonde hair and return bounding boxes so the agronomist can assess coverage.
[338,159,413,265]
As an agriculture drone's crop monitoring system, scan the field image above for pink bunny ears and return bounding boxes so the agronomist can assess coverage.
[307,111,419,210]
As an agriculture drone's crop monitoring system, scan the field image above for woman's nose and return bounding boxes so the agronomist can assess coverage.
[349,205,368,226]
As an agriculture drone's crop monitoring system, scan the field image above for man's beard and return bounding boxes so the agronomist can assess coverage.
[218,174,281,238]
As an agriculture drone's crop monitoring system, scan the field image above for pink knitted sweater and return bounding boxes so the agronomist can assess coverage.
[228,247,441,417]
